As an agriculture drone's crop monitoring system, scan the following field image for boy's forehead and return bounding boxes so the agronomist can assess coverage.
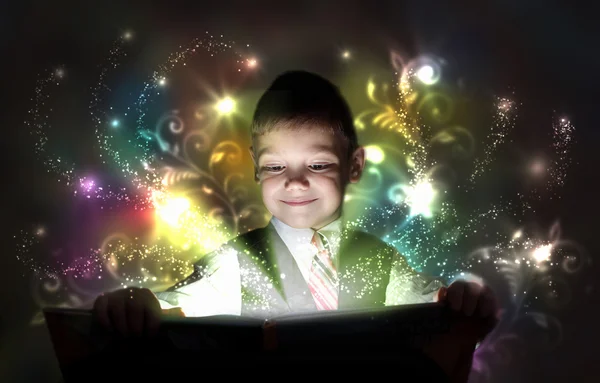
[255,128,343,157]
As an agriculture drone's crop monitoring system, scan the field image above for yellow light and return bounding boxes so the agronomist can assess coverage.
[216,97,236,115]
[364,145,385,164]
[247,58,258,68]
[156,197,190,227]
[342,50,351,59]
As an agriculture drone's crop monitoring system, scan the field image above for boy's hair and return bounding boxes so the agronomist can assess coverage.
[250,70,359,157]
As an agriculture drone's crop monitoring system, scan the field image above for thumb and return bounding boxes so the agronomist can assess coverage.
[435,286,448,302]
[161,307,186,317]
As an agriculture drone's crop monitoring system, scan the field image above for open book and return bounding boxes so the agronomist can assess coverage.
[44,303,455,380]
[45,302,452,349]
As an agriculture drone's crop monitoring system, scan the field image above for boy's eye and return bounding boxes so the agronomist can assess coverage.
[309,164,331,171]
[263,166,285,172]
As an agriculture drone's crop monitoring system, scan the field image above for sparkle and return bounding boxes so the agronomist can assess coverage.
[364,145,385,164]
[532,244,553,263]
[416,65,435,84]
[215,97,236,115]
[247,58,258,68]
[404,179,437,218]
[155,195,191,227]
[470,96,518,184]
[530,159,546,176]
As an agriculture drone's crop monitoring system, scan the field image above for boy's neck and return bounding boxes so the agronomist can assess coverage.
[270,215,344,232]
[311,218,340,231]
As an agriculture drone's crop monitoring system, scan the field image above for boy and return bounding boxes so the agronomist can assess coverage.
[93,70,498,379]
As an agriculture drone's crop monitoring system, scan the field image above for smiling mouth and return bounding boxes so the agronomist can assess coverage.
[282,199,318,206]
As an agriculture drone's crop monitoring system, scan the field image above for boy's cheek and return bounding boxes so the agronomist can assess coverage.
[318,172,345,189]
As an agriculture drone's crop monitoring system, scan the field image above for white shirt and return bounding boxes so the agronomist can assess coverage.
[156,217,445,317]
[270,216,343,283]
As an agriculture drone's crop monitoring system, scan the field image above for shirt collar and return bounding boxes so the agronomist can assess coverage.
[317,218,343,239]
[270,216,345,277]
[269,216,344,248]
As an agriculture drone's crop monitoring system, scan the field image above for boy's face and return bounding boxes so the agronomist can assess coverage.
[251,127,365,230]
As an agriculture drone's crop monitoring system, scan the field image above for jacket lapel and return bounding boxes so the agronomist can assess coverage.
[337,229,395,310]
[235,223,315,318]
[235,224,394,316]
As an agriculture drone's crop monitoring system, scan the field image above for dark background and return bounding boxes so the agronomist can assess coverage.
[1,0,599,381]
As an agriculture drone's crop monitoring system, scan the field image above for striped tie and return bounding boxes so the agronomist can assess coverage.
[308,231,338,310]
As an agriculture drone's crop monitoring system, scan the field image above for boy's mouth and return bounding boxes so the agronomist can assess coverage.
[281,198,318,206]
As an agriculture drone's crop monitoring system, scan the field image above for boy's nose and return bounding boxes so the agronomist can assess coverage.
[284,173,309,190]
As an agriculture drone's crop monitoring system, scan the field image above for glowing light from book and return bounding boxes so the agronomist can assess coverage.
[156,196,191,227]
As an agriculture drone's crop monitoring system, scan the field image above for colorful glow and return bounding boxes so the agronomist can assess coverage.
[18,30,587,376]
[155,195,191,227]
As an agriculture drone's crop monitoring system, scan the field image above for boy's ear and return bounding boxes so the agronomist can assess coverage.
[349,146,366,184]
[249,146,260,183]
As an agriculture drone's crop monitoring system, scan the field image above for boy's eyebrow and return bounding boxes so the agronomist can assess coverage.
[257,147,273,158]
[258,145,337,159]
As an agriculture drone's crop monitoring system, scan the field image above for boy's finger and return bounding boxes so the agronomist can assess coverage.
[162,307,186,317]
[172,307,185,317]
[93,294,111,331]
[126,296,145,337]
[478,285,497,318]
[462,282,481,317]
[447,282,465,312]
[145,306,161,337]
[434,286,448,302]
[108,295,129,337]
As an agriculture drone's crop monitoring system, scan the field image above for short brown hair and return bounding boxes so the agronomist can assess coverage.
[250,70,358,157]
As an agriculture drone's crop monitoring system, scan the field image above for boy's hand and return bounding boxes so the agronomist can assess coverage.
[437,280,498,317]
[423,280,500,382]
[93,287,163,337]
[436,280,499,337]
